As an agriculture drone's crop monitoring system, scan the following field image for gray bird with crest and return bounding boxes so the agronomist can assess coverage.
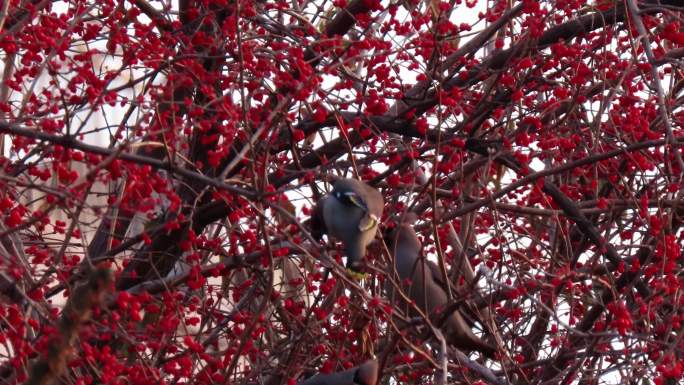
[311,178,383,274]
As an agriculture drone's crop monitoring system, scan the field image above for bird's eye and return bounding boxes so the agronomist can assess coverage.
[334,191,353,205]
[333,191,347,204]
[334,191,369,210]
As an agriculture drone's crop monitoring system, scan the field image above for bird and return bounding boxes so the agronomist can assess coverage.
[310,178,383,274]
[298,359,379,385]
[384,213,496,358]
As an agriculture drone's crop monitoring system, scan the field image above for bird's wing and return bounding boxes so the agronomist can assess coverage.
[425,260,482,328]
[426,259,449,289]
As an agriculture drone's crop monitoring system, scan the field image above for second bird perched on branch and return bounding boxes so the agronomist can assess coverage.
[384,213,497,358]
[310,178,384,276]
